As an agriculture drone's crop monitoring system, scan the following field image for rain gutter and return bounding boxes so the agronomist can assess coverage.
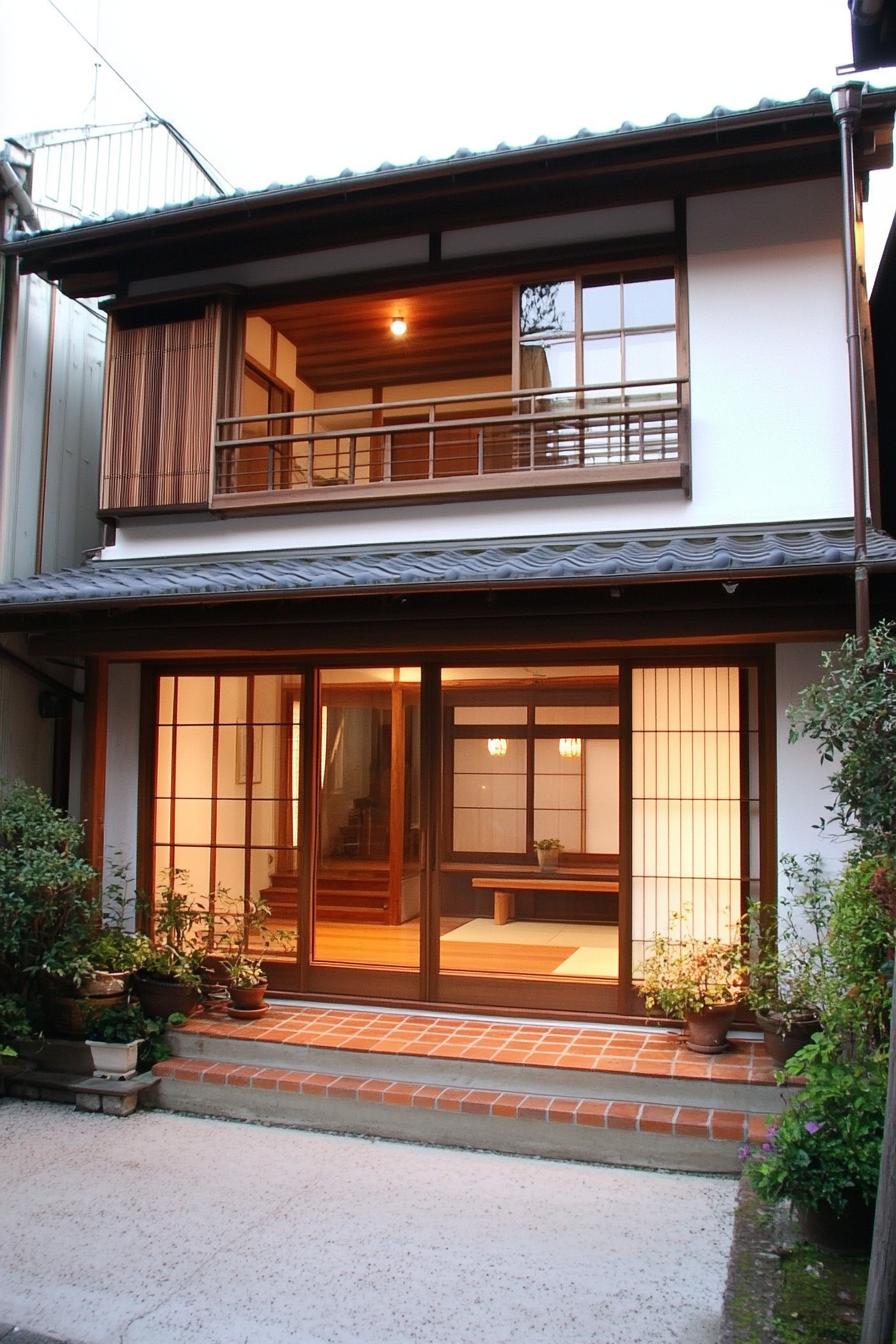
[832,82,871,648]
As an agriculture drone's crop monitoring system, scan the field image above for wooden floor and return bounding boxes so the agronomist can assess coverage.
[256,917,619,978]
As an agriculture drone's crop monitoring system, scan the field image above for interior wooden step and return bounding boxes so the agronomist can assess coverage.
[316,901,390,923]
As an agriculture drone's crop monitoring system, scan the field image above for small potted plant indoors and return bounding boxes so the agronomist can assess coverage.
[640,913,747,1053]
[745,855,829,1065]
[534,838,564,871]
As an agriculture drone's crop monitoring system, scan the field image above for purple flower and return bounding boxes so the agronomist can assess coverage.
[737,1143,751,1162]
[804,1120,824,1135]
[766,1123,780,1139]
[761,1141,774,1153]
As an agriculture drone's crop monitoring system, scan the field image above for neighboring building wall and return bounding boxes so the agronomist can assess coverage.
[0,121,224,800]
[1,276,105,580]
[102,177,853,564]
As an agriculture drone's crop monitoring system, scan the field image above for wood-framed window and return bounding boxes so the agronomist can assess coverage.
[444,680,621,864]
[514,262,680,401]
[217,359,294,494]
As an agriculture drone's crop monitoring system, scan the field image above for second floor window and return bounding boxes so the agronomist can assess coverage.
[519,268,677,406]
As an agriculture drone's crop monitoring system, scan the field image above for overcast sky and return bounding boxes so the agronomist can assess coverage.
[2,0,896,272]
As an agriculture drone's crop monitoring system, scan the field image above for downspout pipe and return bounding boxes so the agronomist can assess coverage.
[832,81,871,649]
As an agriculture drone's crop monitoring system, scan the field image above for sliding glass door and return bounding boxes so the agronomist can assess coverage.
[147,653,767,1015]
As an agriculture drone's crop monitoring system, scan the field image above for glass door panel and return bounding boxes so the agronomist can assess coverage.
[311,668,421,974]
[438,664,620,1008]
[151,672,302,989]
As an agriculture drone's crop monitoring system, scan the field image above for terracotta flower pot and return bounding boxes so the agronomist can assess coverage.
[228,980,268,1011]
[45,991,128,1040]
[80,970,131,997]
[684,1003,738,1054]
[754,1009,820,1067]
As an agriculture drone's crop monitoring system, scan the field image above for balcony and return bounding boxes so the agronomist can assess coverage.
[212,379,689,512]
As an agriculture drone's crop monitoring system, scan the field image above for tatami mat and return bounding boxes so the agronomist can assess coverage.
[440,919,617,948]
[550,944,619,978]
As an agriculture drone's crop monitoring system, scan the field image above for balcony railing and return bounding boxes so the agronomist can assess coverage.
[213,380,688,507]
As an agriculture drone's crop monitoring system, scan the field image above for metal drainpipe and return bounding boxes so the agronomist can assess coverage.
[832,81,871,649]
[0,250,21,578]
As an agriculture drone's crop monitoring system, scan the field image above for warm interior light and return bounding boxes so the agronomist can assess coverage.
[487,737,508,757]
[390,315,407,337]
[559,737,582,759]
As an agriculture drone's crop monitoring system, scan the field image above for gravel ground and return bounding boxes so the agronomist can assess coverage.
[0,1101,736,1344]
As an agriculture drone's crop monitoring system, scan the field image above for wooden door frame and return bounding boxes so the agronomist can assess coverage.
[136,643,776,1018]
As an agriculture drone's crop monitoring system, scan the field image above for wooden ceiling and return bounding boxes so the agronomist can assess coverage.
[254,275,515,392]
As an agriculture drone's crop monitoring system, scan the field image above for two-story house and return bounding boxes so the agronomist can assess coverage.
[2,88,896,1024]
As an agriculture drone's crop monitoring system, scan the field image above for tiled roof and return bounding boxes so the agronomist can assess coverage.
[0,525,892,615]
[5,87,872,243]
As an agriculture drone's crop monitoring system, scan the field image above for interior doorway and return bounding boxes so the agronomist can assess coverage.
[309,668,423,989]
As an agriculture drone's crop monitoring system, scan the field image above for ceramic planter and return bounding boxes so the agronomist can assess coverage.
[86,1037,143,1080]
[80,970,130,997]
[684,1003,738,1054]
[536,848,561,872]
[133,973,200,1019]
[754,1009,820,1067]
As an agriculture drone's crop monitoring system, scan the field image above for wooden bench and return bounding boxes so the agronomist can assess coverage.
[471,875,618,926]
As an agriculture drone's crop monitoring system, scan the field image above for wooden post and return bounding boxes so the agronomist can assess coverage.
[859,967,896,1344]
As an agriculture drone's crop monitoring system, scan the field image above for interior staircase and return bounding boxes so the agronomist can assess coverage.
[262,862,392,924]
[152,1005,789,1174]
[316,864,391,922]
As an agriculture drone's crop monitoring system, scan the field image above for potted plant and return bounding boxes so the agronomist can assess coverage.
[132,868,207,1019]
[534,838,564,871]
[221,952,268,1014]
[210,891,291,1016]
[741,1034,885,1250]
[640,915,747,1053]
[745,855,830,1065]
[85,1002,146,1080]
[0,782,99,1037]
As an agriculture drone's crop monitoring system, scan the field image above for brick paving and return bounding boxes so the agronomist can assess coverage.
[177,1003,777,1083]
[153,1054,773,1145]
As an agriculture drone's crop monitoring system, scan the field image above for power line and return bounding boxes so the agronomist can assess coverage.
[43,0,233,193]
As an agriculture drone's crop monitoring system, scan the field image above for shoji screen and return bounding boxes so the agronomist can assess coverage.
[631,666,745,972]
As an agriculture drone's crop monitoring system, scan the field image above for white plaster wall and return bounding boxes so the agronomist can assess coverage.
[687,178,851,530]
[775,642,845,876]
[103,178,854,563]
[102,663,142,922]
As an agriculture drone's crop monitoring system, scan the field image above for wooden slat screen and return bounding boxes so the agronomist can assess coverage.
[101,304,221,511]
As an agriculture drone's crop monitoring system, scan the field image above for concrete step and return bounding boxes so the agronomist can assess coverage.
[167,1024,785,1113]
[150,1005,787,1173]
[151,1054,765,1173]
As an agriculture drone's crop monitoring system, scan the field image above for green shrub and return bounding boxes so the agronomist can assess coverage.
[0,781,97,1007]
[744,1035,886,1214]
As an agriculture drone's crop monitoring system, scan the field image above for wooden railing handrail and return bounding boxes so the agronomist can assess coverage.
[217,377,688,429]
[215,395,683,453]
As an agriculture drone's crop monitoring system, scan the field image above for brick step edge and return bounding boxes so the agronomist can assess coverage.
[153,1057,769,1143]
